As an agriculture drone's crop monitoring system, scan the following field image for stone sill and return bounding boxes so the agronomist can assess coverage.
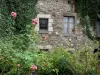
[37,45,52,50]
[63,34,76,37]
[38,30,48,34]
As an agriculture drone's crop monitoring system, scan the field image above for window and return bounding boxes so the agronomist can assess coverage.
[63,16,75,35]
[96,20,100,35]
[39,18,48,30]
[35,14,53,34]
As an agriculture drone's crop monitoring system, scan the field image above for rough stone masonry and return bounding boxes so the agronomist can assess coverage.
[35,0,84,51]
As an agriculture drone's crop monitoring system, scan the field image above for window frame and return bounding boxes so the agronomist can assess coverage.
[35,14,53,34]
[63,16,75,36]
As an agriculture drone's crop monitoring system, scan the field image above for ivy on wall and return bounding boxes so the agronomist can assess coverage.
[76,0,100,40]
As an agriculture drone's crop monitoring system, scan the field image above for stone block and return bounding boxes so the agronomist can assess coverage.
[49,19,53,23]
[48,22,53,27]
[37,14,51,18]
[48,27,53,31]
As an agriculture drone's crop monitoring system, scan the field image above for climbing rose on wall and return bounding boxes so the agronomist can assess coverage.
[11,11,17,18]
[32,19,38,25]
[43,36,47,40]
[30,65,37,71]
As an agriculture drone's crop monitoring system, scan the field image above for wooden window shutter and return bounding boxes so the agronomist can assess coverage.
[97,20,100,35]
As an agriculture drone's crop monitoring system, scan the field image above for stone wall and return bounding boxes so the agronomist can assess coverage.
[35,0,84,50]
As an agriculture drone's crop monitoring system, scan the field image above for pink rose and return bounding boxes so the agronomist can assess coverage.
[43,36,47,40]
[11,12,17,18]
[32,19,38,25]
[30,65,37,71]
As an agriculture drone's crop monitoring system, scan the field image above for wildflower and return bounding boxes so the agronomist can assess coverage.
[32,19,38,25]
[11,11,17,18]
[30,65,37,71]
[17,64,21,67]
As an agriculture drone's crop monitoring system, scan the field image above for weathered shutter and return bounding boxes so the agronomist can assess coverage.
[97,21,100,35]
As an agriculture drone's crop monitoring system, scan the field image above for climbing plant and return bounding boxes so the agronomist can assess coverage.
[0,0,37,37]
[76,0,100,40]
[0,0,39,74]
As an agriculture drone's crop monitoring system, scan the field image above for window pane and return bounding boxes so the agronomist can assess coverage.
[69,23,74,34]
[69,23,74,29]
[63,16,75,35]
[64,17,68,22]
[39,18,48,30]
[69,17,74,22]
[64,23,68,33]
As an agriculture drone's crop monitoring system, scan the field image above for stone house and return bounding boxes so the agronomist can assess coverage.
[35,0,84,51]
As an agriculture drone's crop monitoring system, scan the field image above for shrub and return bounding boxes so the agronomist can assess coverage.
[37,47,77,75]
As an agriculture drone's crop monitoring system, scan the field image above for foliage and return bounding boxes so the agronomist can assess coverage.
[37,48,77,75]
[0,41,100,75]
[0,0,37,37]
[77,0,100,39]
[37,44,100,75]
[0,0,38,74]
[76,1,100,74]
[0,27,40,75]
[0,0,40,74]
[70,39,100,75]
[0,46,77,75]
